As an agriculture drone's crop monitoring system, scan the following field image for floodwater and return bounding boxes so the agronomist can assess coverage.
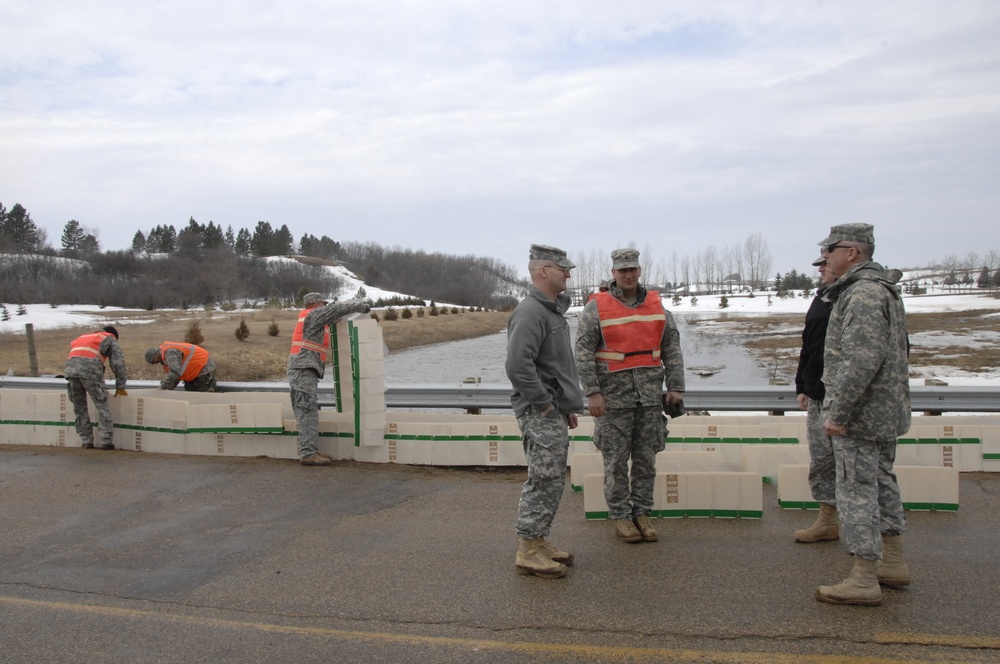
[384,313,775,386]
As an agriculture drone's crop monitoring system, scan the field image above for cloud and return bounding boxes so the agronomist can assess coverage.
[2,1,999,274]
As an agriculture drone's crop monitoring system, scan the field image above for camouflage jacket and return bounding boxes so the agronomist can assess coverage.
[575,283,685,409]
[64,335,128,390]
[161,347,216,390]
[287,299,370,378]
[822,261,911,440]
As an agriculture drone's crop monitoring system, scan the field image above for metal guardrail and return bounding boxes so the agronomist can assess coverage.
[2,376,998,414]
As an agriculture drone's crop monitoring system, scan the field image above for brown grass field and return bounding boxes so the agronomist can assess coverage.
[0,307,512,382]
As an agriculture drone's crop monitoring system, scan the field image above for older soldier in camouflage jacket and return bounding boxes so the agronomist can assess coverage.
[64,325,128,449]
[575,248,685,544]
[814,223,911,607]
[288,292,371,466]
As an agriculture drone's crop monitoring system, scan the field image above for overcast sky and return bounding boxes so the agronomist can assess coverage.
[3,1,999,277]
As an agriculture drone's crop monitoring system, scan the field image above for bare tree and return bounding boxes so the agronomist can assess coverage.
[743,233,773,291]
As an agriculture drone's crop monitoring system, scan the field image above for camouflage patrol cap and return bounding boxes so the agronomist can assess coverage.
[811,255,827,267]
[611,248,640,270]
[144,347,161,364]
[818,223,875,246]
[303,292,328,305]
[529,244,575,269]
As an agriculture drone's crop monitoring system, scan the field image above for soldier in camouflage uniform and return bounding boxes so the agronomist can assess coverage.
[792,255,838,543]
[506,244,584,579]
[575,248,685,544]
[288,292,371,466]
[64,325,128,449]
[814,223,911,607]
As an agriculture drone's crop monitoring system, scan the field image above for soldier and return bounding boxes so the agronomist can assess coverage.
[288,292,371,466]
[814,224,911,607]
[793,255,838,543]
[506,244,584,578]
[144,342,217,392]
[64,325,128,449]
[575,248,685,544]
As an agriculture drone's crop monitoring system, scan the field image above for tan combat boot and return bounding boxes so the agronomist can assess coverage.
[877,534,910,587]
[794,503,839,543]
[614,518,642,543]
[815,557,882,606]
[538,537,574,565]
[515,537,567,578]
[633,515,658,542]
[300,453,332,466]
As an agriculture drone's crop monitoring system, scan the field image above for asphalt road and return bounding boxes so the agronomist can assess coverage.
[1,444,998,663]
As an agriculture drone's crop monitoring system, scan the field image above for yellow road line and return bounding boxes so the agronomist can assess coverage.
[0,595,992,663]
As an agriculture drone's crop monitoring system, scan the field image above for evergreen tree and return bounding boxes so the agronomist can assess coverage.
[0,203,43,253]
[60,219,87,255]
[273,224,294,255]
[131,230,147,253]
[234,228,252,256]
[977,266,991,288]
[224,225,236,249]
[250,221,274,256]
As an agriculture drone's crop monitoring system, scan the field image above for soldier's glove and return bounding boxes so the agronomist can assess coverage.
[115,389,128,397]
[662,395,685,418]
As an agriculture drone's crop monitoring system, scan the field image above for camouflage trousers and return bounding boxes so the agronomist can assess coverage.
[832,434,907,560]
[289,368,321,459]
[183,371,217,392]
[515,408,570,540]
[806,399,836,505]
[594,406,665,520]
[67,377,113,446]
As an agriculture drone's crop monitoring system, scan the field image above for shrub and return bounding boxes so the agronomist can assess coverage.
[401,308,412,319]
[440,307,449,315]
[234,317,250,341]
[719,296,729,309]
[220,301,237,311]
[267,321,280,337]
[383,307,399,321]
[416,308,425,318]
[671,294,681,306]
[429,305,439,316]
[185,320,205,345]
[451,307,460,314]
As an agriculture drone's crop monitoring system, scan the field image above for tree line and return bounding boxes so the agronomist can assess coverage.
[0,201,522,309]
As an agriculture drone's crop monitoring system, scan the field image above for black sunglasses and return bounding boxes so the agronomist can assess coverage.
[824,243,851,254]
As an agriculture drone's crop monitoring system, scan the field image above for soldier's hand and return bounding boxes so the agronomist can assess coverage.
[114,389,128,397]
[587,393,606,417]
[796,393,808,410]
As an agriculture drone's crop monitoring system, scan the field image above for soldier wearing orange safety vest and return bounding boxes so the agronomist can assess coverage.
[144,342,216,392]
[288,291,371,466]
[64,325,128,449]
[575,248,685,545]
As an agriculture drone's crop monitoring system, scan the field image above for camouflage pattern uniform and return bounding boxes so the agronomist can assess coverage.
[288,298,371,460]
[160,347,217,392]
[65,332,128,447]
[575,283,685,520]
[823,261,910,561]
[506,282,584,540]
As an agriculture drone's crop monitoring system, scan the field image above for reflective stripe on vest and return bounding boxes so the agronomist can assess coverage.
[68,332,112,364]
[159,342,209,382]
[594,290,666,372]
[290,308,330,361]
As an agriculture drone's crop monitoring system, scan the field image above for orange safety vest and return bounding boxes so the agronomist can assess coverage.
[290,307,330,362]
[594,291,666,372]
[68,332,113,365]
[159,342,210,382]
